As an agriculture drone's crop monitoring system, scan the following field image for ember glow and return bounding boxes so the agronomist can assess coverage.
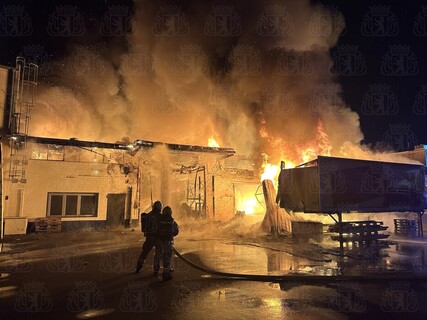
[208,138,220,148]
[235,192,265,216]
[260,163,280,184]
[237,197,257,215]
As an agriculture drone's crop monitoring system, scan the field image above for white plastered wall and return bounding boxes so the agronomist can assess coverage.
[1,143,138,222]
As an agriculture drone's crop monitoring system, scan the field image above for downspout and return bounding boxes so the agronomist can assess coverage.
[0,142,3,241]
[125,186,132,228]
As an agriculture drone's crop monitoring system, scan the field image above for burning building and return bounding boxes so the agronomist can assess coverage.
[2,1,427,239]
[1,58,267,236]
[1,56,426,239]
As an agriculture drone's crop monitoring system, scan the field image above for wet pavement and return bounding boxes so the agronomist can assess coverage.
[1,225,427,319]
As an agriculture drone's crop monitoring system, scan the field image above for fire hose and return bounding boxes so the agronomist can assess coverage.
[172,246,427,283]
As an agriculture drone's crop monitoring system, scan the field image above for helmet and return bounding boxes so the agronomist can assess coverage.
[152,201,162,212]
[162,206,172,216]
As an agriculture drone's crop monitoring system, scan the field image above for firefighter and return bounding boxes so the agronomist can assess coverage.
[135,200,162,274]
[154,206,179,281]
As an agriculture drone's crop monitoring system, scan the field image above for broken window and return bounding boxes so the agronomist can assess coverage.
[31,144,64,161]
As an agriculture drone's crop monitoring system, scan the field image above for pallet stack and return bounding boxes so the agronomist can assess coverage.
[34,217,62,233]
[47,217,62,232]
[328,220,389,243]
[394,219,421,237]
[34,218,48,232]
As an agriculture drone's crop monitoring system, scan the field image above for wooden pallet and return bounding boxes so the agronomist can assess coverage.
[47,217,62,232]
[328,220,385,232]
[329,220,389,243]
[35,217,62,233]
[331,233,389,242]
[394,219,421,236]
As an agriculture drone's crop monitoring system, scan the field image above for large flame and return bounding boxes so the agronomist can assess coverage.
[259,117,332,166]
[261,163,280,183]
[208,137,220,148]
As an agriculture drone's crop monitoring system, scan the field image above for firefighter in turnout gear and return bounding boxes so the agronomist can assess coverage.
[154,206,179,281]
[135,200,162,274]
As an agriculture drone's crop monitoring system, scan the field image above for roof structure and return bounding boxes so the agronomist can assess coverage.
[23,136,236,157]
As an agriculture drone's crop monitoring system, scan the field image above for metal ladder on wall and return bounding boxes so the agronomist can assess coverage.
[8,57,38,183]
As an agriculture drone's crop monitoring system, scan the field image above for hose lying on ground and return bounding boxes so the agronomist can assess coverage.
[172,246,427,283]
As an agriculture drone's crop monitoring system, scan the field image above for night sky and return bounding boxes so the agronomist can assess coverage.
[1,0,427,152]
[325,0,427,150]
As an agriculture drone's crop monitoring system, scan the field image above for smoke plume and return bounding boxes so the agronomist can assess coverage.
[30,0,371,164]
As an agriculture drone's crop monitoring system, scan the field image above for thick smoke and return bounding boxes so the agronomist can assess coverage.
[32,47,132,142]
[30,0,370,163]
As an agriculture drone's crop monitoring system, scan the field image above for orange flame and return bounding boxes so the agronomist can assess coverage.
[261,163,280,183]
[208,137,220,148]
[259,117,332,166]
[236,197,257,215]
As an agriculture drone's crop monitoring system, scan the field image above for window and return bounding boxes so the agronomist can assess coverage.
[65,195,78,215]
[50,195,63,215]
[47,193,98,217]
[31,145,64,161]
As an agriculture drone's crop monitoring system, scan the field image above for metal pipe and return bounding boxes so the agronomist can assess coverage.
[212,175,215,219]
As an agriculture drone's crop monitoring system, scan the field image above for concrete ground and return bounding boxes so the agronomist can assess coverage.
[1,225,427,319]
